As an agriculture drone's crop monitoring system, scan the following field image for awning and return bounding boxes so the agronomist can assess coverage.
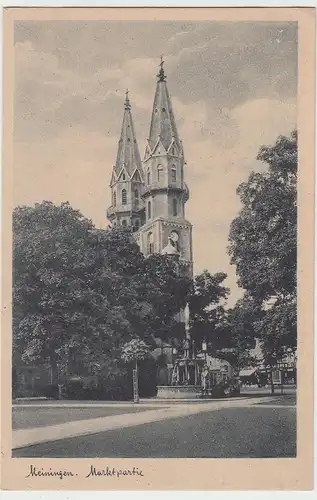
[239,368,257,377]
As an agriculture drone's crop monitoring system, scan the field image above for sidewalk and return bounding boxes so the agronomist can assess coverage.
[13,396,274,450]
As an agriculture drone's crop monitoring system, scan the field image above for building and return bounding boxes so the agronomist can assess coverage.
[106,59,193,274]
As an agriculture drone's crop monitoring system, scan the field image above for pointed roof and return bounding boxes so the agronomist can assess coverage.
[147,57,182,154]
[115,90,143,177]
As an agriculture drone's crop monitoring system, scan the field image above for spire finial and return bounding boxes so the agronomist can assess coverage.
[157,55,166,82]
[124,88,131,110]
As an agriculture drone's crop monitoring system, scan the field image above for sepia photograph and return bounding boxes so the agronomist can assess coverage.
[1,6,315,492]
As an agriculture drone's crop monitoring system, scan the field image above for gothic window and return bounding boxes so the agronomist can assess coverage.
[171,167,177,182]
[134,189,139,208]
[122,220,127,228]
[135,219,140,230]
[122,173,126,181]
[147,232,154,254]
[157,165,163,182]
[173,198,178,216]
[147,170,151,185]
[148,200,152,220]
[122,189,127,205]
[113,190,116,206]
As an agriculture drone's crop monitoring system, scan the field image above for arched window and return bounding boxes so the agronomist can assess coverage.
[135,219,140,230]
[122,220,127,228]
[171,167,177,182]
[122,173,126,181]
[147,170,151,185]
[147,232,154,254]
[122,189,127,205]
[147,200,152,220]
[157,165,163,182]
[113,190,117,206]
[173,198,178,216]
[134,189,139,208]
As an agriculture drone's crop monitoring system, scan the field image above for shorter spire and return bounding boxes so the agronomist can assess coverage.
[124,88,131,110]
[157,55,166,82]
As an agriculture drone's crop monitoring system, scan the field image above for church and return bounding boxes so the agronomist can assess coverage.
[106,59,193,276]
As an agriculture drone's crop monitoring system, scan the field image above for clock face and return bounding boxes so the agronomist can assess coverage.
[170,231,179,242]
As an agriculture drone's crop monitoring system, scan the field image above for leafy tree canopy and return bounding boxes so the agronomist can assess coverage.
[13,201,191,380]
[228,130,297,303]
[228,131,297,364]
[185,270,230,350]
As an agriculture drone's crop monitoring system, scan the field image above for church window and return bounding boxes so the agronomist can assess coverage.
[113,190,117,206]
[135,219,140,230]
[157,165,163,182]
[134,189,139,208]
[147,232,154,254]
[173,198,178,216]
[148,200,152,220]
[147,170,151,185]
[171,167,177,182]
[122,173,126,181]
[122,189,127,205]
[122,220,127,228]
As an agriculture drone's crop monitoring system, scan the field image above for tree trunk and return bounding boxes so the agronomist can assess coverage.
[49,353,59,394]
[133,360,139,404]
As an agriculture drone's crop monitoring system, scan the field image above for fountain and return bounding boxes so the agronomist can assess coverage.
[156,303,205,399]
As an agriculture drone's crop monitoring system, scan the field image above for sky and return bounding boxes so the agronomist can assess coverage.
[13,21,297,305]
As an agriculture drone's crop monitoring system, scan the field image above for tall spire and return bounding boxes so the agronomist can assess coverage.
[115,91,142,176]
[124,88,131,110]
[147,58,182,153]
[157,55,166,82]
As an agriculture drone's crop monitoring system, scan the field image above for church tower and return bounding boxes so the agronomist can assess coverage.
[106,91,145,231]
[136,59,193,274]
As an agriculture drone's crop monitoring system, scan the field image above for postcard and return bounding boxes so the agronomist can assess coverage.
[1,6,315,491]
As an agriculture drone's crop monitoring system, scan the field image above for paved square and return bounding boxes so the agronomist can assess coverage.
[12,395,296,458]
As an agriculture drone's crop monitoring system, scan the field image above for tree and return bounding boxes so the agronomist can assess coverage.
[187,270,230,352]
[228,131,297,372]
[215,295,262,371]
[139,254,191,343]
[13,202,191,393]
[13,201,94,385]
[121,337,151,403]
[228,131,297,302]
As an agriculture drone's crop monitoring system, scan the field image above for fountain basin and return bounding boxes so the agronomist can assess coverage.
[156,385,201,399]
